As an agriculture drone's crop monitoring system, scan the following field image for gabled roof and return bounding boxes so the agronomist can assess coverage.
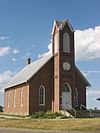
[52,19,74,34]
[4,54,53,89]
[75,66,91,87]
[4,53,90,89]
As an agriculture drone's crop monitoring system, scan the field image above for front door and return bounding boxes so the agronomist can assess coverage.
[62,91,71,110]
[61,83,72,110]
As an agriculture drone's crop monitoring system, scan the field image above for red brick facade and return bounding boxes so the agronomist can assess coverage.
[4,20,90,115]
[4,83,29,115]
[29,58,54,114]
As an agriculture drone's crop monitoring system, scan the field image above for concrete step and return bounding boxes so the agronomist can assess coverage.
[60,110,74,118]
[61,110,92,118]
[67,109,76,118]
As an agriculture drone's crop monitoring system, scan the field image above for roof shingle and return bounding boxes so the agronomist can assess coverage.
[4,54,53,89]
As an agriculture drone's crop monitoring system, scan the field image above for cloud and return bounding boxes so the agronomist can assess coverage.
[87,89,100,109]
[13,49,19,54]
[86,70,100,73]
[21,52,31,60]
[87,90,100,96]
[0,71,14,94]
[0,46,10,57]
[82,70,100,77]
[12,57,16,62]
[81,71,89,77]
[38,42,52,58]
[0,36,8,40]
[38,25,100,61]
[75,25,100,61]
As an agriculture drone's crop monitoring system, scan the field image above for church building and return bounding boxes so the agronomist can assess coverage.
[4,19,90,116]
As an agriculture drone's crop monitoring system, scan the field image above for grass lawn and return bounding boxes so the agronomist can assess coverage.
[0,118,100,131]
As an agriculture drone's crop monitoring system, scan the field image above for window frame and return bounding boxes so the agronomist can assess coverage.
[13,89,16,107]
[62,82,71,92]
[63,32,70,53]
[75,88,78,106]
[20,88,23,106]
[7,91,10,108]
[39,85,45,106]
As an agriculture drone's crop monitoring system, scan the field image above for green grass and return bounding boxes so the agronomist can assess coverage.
[0,112,26,118]
[0,118,100,131]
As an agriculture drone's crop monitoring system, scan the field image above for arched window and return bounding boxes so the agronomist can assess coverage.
[14,89,16,107]
[62,83,71,92]
[63,32,70,53]
[39,85,45,105]
[75,88,78,106]
[20,88,23,106]
[7,91,10,107]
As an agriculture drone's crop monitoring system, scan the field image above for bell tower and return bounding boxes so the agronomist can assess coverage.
[52,19,75,111]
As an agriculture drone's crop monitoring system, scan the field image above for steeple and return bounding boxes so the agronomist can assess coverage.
[52,19,74,35]
[52,19,75,111]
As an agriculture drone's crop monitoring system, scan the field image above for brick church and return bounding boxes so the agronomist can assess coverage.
[4,19,90,116]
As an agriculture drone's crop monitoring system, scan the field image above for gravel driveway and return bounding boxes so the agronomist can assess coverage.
[0,128,100,133]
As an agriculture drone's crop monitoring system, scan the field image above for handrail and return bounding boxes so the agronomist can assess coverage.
[80,104,92,117]
[67,104,77,118]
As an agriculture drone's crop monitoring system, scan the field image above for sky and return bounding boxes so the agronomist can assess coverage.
[0,0,100,109]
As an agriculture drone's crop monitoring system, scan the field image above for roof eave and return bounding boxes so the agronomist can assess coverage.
[4,81,28,90]
[51,20,59,35]
[75,66,91,87]
[66,19,74,33]
[51,19,74,35]
[27,55,54,82]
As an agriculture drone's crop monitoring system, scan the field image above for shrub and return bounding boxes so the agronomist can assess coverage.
[0,105,3,112]
[31,111,45,118]
[31,111,67,119]
[44,111,58,119]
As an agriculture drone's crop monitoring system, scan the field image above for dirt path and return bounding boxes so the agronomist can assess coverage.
[0,128,100,133]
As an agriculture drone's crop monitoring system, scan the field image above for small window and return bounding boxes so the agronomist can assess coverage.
[75,88,78,106]
[62,83,71,92]
[7,91,10,107]
[20,88,23,106]
[63,32,70,53]
[14,89,16,107]
[39,85,45,105]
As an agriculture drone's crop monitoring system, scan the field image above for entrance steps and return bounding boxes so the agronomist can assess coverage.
[61,110,91,118]
[60,110,74,118]
[76,110,91,118]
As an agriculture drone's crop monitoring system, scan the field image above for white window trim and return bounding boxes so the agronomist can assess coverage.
[14,89,16,107]
[62,82,72,93]
[62,82,72,109]
[7,91,10,108]
[39,85,45,106]
[75,88,78,106]
[63,32,70,53]
[20,88,23,106]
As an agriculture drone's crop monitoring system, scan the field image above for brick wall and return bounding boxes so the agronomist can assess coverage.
[29,58,54,114]
[4,20,88,116]
[75,71,86,109]
[53,22,76,110]
[4,83,29,116]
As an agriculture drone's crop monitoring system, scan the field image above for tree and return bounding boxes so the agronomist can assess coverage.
[0,105,3,112]
[97,98,100,101]
[94,107,98,110]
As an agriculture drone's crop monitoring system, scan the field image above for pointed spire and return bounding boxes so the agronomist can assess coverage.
[51,19,74,35]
